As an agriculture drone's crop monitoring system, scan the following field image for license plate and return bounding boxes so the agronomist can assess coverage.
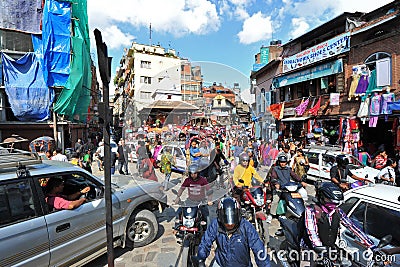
[291,193,302,198]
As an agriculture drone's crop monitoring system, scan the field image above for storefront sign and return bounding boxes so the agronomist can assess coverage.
[330,93,340,105]
[282,32,350,73]
[260,47,270,64]
[283,107,295,116]
[273,59,343,88]
[252,63,266,72]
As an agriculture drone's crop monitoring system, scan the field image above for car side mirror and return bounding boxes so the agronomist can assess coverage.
[378,235,392,248]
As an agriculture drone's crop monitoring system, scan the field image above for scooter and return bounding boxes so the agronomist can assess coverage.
[277,181,306,219]
[238,179,272,244]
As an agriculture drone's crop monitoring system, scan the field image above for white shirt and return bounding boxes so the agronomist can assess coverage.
[377,166,395,183]
[51,153,68,162]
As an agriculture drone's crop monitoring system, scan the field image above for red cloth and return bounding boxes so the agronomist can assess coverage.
[140,158,158,181]
[309,97,321,116]
[268,103,283,120]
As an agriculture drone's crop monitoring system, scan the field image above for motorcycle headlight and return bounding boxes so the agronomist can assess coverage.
[183,217,195,228]
[255,197,264,206]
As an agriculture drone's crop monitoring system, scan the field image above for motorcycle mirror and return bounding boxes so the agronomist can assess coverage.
[378,235,392,248]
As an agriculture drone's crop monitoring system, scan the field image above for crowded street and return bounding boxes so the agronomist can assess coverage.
[1,1,400,267]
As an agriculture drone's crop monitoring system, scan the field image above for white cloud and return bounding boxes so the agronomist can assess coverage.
[289,17,309,39]
[237,11,273,44]
[88,0,221,39]
[234,6,250,20]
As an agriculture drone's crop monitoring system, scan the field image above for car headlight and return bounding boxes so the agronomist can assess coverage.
[183,217,195,228]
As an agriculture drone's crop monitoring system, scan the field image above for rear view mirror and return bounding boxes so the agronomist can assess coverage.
[378,235,392,248]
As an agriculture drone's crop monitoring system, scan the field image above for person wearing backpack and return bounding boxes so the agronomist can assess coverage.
[197,197,270,267]
[298,182,375,266]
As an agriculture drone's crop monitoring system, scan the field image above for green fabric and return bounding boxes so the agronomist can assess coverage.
[160,152,174,174]
[276,199,287,215]
[54,0,91,122]
[362,69,382,101]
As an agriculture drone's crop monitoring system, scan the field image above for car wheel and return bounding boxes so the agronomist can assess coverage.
[126,209,158,248]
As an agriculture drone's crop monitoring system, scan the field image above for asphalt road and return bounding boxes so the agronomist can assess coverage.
[84,162,316,267]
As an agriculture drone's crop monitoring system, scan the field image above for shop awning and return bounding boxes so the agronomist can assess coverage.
[273,59,343,88]
[281,117,310,122]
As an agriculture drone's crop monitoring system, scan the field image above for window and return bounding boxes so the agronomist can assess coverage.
[365,52,391,86]
[365,203,400,246]
[305,152,319,165]
[340,197,359,214]
[140,60,151,69]
[140,76,151,84]
[0,179,37,226]
[349,201,367,230]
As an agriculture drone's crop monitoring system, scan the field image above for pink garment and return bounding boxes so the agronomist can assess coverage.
[369,116,378,127]
[46,194,71,210]
[295,98,309,116]
[381,93,395,115]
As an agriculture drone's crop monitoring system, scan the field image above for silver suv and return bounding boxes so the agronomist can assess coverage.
[0,148,166,266]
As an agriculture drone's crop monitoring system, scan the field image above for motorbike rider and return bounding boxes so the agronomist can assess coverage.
[270,155,306,190]
[197,197,271,267]
[330,154,367,191]
[173,163,213,225]
[233,152,266,201]
[299,182,375,266]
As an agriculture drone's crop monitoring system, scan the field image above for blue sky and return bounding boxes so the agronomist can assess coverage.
[87,0,393,97]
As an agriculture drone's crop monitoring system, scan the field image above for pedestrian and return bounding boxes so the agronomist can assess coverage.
[197,197,270,267]
[160,146,175,190]
[51,148,68,162]
[376,158,396,185]
[139,151,158,182]
[69,152,82,167]
[94,142,104,171]
[117,139,129,175]
[372,149,387,170]
[74,138,83,153]
[82,149,93,173]
[292,149,309,180]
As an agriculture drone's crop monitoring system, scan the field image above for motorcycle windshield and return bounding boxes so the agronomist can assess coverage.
[250,187,264,198]
[182,206,198,218]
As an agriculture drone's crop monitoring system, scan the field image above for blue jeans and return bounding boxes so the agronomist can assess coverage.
[163,172,171,190]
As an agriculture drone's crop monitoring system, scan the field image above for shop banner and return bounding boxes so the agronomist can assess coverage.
[273,59,343,88]
[283,32,350,73]
[330,93,340,105]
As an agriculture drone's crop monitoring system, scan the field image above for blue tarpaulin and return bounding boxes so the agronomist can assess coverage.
[1,52,54,121]
[32,0,71,88]
[0,0,43,33]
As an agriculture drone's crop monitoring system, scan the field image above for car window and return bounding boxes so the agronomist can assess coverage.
[174,147,183,157]
[349,201,367,230]
[365,203,400,246]
[0,179,38,227]
[306,152,319,165]
[340,197,359,214]
[40,173,102,213]
[322,155,335,168]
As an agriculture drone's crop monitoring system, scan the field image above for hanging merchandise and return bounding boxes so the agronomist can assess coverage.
[362,69,382,100]
[381,87,396,115]
[357,98,370,124]
[354,68,369,97]
[268,103,284,120]
[369,92,382,127]
[330,93,340,105]
[308,97,321,116]
[295,98,309,116]
[348,65,366,100]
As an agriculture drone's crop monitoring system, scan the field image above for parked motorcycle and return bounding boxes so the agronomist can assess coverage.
[366,235,399,267]
[238,179,272,244]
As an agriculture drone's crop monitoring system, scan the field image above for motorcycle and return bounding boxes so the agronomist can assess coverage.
[367,235,399,267]
[238,179,272,245]
[277,181,306,219]
[277,217,350,267]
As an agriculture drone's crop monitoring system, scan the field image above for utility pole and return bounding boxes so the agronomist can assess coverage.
[94,29,114,267]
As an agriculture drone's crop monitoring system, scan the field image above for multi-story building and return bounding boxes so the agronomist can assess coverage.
[181,60,203,105]
[114,43,199,131]
[252,0,400,154]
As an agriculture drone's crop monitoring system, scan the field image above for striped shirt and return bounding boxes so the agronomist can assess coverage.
[304,205,374,248]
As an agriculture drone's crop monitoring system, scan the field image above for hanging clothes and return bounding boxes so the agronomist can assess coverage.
[381,92,396,115]
[363,69,382,100]
[295,98,309,116]
[357,98,370,124]
[348,74,361,100]
[370,93,382,116]
[354,74,369,96]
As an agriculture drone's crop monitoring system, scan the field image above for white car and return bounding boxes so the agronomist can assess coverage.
[303,145,379,184]
[338,184,400,266]
[157,142,187,173]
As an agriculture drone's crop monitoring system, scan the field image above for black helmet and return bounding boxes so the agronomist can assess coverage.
[239,152,250,165]
[336,155,349,167]
[277,155,288,163]
[217,197,241,234]
[188,164,199,175]
[317,182,343,205]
